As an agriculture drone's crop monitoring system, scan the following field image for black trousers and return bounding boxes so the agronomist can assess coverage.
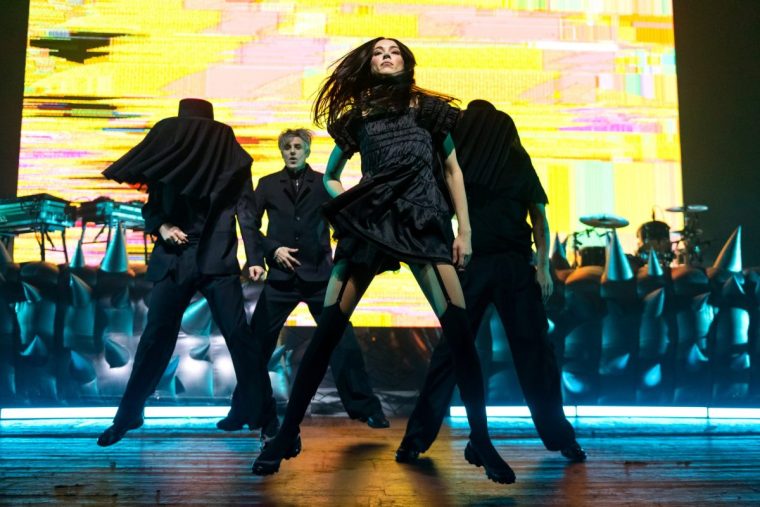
[402,252,576,452]
[228,277,382,421]
[113,248,262,427]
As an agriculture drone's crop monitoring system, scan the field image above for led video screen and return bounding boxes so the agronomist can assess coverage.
[19,0,680,326]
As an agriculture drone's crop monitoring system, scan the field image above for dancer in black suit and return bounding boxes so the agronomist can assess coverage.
[252,38,515,484]
[396,99,586,463]
[97,98,264,446]
[216,129,387,438]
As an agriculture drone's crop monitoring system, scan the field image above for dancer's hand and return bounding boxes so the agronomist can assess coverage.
[452,231,472,271]
[274,246,301,271]
[159,223,188,245]
[248,265,265,281]
[535,264,554,303]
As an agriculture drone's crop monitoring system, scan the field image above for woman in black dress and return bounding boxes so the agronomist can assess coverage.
[252,37,515,484]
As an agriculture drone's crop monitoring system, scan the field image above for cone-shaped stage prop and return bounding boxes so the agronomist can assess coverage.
[20,336,49,367]
[604,230,633,282]
[722,274,746,298]
[643,364,662,388]
[182,297,213,336]
[104,338,130,368]
[647,248,664,277]
[268,345,287,371]
[69,240,86,269]
[550,233,571,270]
[158,355,181,391]
[190,342,212,362]
[22,282,43,303]
[642,287,665,318]
[688,343,709,365]
[100,224,128,273]
[713,226,742,273]
[69,274,92,307]
[69,350,97,383]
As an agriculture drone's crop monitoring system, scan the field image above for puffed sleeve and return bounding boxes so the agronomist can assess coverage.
[418,95,460,145]
[326,111,359,158]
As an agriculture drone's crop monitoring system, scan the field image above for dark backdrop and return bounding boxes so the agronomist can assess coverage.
[1,1,759,263]
[0,1,30,199]
[673,0,760,267]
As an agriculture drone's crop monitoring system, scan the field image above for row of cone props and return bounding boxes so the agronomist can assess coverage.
[545,226,758,405]
[551,226,744,280]
[1,225,758,408]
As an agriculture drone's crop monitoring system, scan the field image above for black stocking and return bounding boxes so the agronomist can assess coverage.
[277,303,350,438]
[437,304,490,444]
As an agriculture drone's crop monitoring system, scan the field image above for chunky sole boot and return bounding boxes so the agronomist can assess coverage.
[560,441,588,462]
[359,411,390,429]
[395,444,421,463]
[259,415,281,450]
[251,434,302,475]
[464,441,516,484]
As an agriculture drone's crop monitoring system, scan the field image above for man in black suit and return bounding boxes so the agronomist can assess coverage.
[395,100,586,463]
[217,128,388,436]
[97,98,265,446]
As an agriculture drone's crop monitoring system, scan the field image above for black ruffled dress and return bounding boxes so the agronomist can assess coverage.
[323,96,460,273]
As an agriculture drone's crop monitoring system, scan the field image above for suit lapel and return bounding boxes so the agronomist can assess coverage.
[278,168,296,203]
[296,166,315,204]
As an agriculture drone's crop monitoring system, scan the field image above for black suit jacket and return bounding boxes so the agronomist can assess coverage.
[142,176,258,282]
[252,165,333,282]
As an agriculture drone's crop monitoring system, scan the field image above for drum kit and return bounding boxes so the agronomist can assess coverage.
[569,204,710,269]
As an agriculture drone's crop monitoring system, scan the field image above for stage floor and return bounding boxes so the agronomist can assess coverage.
[1,416,759,506]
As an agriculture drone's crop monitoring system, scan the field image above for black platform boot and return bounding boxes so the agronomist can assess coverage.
[252,304,350,475]
[439,305,516,484]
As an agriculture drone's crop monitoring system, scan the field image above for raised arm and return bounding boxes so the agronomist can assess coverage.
[323,144,350,198]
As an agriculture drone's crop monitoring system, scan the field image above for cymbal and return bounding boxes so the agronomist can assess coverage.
[666,204,708,213]
[579,214,630,229]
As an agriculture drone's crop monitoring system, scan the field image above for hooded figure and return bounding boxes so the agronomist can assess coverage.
[97,99,268,446]
[103,98,257,280]
[396,99,587,464]
[454,99,548,257]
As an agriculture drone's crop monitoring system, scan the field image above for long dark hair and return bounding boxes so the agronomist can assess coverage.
[313,37,456,128]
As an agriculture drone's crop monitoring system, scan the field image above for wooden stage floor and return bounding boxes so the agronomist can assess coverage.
[1,415,759,506]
